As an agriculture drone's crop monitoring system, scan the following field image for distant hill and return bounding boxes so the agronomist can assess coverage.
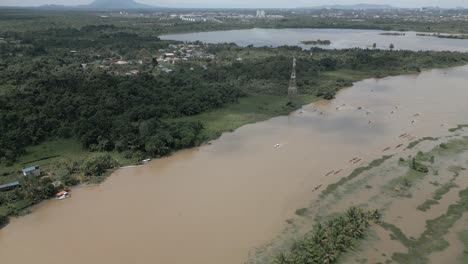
[85,0,154,9]
[302,4,394,10]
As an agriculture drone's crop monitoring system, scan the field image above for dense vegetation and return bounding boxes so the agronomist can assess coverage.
[1,10,468,221]
[275,207,380,264]
[3,39,467,165]
[300,39,331,45]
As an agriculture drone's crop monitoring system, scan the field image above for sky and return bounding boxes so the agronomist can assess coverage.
[0,0,467,8]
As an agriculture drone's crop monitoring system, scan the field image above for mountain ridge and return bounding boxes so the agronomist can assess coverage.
[300,3,395,10]
[85,0,154,9]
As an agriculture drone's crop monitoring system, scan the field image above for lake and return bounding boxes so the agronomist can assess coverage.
[161,28,468,51]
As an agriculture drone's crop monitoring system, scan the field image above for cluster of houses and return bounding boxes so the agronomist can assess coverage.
[0,165,70,200]
[158,43,215,64]
[0,166,40,192]
[70,43,214,76]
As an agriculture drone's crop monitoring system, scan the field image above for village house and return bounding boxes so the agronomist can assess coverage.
[21,166,41,177]
[115,60,129,65]
[0,181,20,192]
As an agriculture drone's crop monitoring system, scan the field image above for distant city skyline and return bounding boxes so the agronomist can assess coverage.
[0,0,467,8]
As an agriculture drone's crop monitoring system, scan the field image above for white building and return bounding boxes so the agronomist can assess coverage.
[256,10,266,18]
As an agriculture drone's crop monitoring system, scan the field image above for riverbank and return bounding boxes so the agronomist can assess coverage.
[3,63,468,264]
[2,46,468,224]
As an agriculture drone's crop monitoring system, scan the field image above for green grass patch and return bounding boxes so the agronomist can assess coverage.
[433,182,458,200]
[381,187,468,264]
[459,230,468,263]
[417,199,439,212]
[383,169,426,198]
[407,137,438,150]
[321,155,393,198]
[295,208,308,217]
[417,178,458,212]
[176,93,317,140]
[448,124,468,133]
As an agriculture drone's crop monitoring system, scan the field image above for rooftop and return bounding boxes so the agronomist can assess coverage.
[22,166,39,173]
[0,181,20,190]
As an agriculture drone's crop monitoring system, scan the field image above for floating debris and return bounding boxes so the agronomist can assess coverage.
[353,159,362,164]
[334,169,343,175]
[313,185,323,192]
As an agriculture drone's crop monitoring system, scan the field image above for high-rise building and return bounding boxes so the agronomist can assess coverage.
[256,10,266,18]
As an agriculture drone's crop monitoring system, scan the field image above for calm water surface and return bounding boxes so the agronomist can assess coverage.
[161,28,468,51]
[2,65,468,263]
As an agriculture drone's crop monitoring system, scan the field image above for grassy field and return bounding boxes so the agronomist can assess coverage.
[0,139,135,178]
[459,230,468,263]
[176,93,318,140]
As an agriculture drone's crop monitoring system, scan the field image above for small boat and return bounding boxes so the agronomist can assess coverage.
[56,190,71,200]
[142,158,151,163]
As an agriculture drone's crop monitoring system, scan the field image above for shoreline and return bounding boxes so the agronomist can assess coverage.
[2,63,468,227]
[3,63,468,264]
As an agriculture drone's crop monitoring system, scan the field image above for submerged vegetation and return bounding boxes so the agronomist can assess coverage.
[275,207,380,264]
[321,155,393,198]
[254,130,468,264]
[382,187,468,263]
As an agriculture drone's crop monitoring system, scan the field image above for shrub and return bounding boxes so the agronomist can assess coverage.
[81,154,119,177]
[0,214,9,228]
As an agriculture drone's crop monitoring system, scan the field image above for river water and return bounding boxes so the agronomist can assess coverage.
[2,63,468,263]
[161,28,468,51]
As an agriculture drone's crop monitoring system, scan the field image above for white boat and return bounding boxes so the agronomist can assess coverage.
[55,191,71,200]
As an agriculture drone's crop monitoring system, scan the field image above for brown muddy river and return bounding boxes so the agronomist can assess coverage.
[2,65,468,264]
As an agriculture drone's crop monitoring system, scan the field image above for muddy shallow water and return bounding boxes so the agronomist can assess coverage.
[2,66,468,264]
